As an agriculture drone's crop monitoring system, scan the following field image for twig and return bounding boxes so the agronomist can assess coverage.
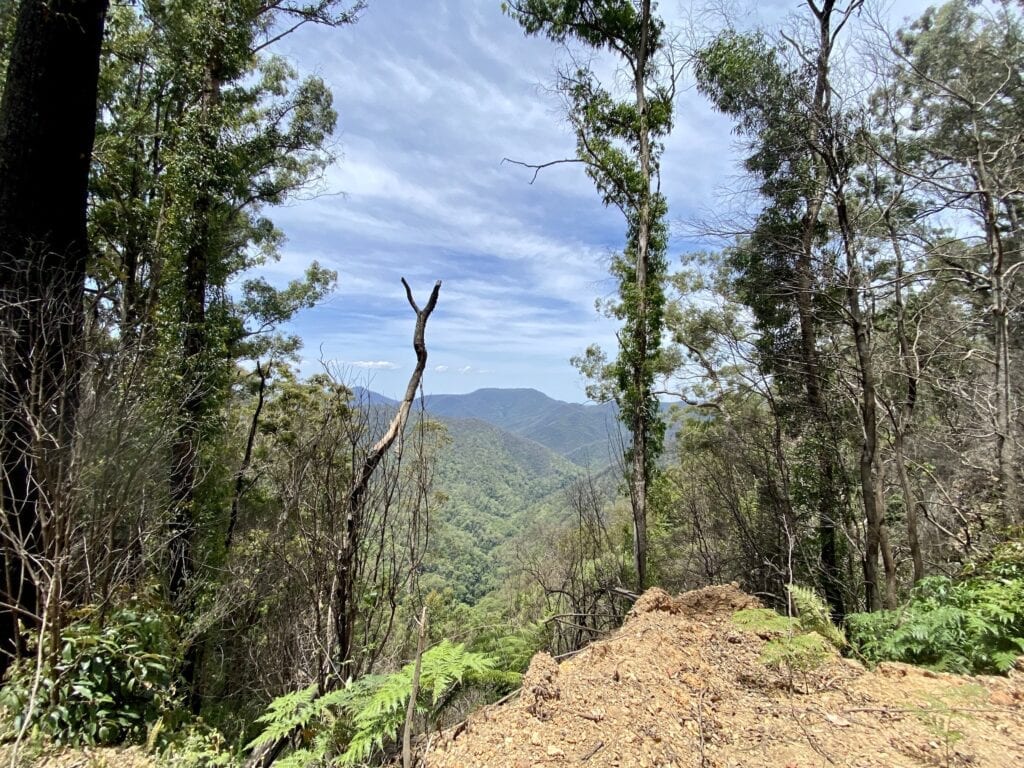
[844,706,1016,715]
[501,156,583,184]
[580,741,604,761]
[403,606,428,768]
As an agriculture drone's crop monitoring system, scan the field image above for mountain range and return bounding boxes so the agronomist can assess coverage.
[354,387,621,467]
[353,387,623,601]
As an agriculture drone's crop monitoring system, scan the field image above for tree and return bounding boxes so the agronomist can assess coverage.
[888,0,1023,526]
[507,0,674,590]
[694,22,852,617]
[0,0,108,680]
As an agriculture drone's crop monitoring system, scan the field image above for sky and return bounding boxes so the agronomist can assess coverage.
[259,0,933,403]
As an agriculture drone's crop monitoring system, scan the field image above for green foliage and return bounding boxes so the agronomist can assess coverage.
[732,608,798,635]
[732,588,843,682]
[787,584,846,649]
[0,594,181,746]
[848,541,1024,674]
[247,641,512,766]
[760,633,833,675]
[157,721,236,768]
[425,416,585,602]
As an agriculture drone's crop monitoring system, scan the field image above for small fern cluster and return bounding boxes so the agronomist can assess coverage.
[248,640,518,766]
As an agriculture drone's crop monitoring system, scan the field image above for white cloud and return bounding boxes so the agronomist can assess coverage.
[434,365,449,372]
[348,360,398,370]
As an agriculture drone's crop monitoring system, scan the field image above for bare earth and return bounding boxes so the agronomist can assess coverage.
[424,585,1024,768]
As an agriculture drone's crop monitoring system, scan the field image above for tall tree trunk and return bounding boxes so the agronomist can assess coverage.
[836,193,894,610]
[333,280,441,672]
[798,0,852,621]
[887,215,925,583]
[973,150,1017,526]
[0,0,108,681]
[628,0,654,593]
[168,64,220,711]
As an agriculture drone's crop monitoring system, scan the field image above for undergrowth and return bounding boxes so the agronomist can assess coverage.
[247,639,520,766]
[847,538,1024,674]
[0,592,182,747]
[732,585,845,683]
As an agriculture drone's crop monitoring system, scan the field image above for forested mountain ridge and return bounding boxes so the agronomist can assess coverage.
[424,415,587,601]
[355,386,620,466]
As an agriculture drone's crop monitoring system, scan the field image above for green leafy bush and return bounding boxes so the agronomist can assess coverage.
[248,640,515,766]
[847,539,1024,674]
[0,594,182,745]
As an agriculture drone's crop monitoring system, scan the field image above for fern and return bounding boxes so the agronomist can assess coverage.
[848,544,1024,675]
[731,608,798,634]
[787,584,846,649]
[760,633,832,674]
[338,640,498,765]
[246,684,319,751]
[248,640,511,767]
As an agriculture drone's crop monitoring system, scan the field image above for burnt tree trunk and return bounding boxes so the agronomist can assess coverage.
[0,0,108,681]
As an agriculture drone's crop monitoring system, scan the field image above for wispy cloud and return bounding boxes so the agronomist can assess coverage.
[258,0,935,402]
[347,360,398,370]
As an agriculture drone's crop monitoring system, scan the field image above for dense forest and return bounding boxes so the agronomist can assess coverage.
[0,0,1021,766]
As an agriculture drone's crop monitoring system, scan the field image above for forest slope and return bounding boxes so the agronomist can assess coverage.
[418,388,619,467]
[425,585,1024,768]
[424,416,586,602]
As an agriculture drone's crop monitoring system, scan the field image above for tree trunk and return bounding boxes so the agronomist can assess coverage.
[0,0,108,681]
[628,0,653,593]
[888,216,925,583]
[333,280,441,671]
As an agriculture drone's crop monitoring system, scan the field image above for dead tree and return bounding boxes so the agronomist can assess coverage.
[247,277,441,768]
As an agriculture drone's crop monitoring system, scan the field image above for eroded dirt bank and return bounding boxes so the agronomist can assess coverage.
[424,585,1024,768]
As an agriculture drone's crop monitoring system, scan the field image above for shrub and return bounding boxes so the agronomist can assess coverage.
[0,593,182,746]
[847,539,1024,675]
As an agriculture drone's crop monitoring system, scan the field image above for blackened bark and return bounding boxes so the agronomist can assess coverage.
[0,0,108,680]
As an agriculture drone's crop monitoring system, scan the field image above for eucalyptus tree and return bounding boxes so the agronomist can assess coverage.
[694,22,854,616]
[506,0,675,591]
[886,0,1024,526]
[0,0,108,679]
[89,1,356,608]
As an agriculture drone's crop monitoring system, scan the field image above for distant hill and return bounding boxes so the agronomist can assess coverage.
[354,387,620,467]
[349,387,669,602]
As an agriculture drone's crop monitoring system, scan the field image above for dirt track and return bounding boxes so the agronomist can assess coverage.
[424,585,1024,768]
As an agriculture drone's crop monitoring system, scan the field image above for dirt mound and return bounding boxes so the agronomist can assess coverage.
[425,584,1024,768]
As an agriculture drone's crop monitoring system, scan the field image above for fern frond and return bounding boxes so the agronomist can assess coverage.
[787,584,846,649]
[246,684,319,750]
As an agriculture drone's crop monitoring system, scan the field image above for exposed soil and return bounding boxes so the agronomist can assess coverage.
[0,744,154,767]
[424,584,1024,768]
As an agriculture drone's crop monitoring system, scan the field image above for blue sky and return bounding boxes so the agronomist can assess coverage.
[259,0,931,403]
